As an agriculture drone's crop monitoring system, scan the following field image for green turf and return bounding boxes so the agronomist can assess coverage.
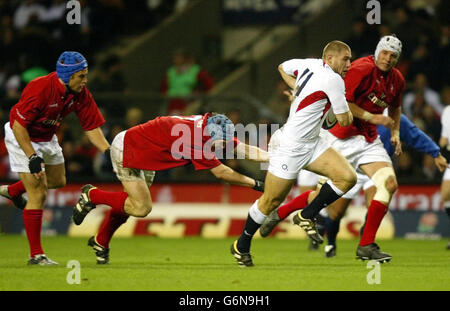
[0,235,448,291]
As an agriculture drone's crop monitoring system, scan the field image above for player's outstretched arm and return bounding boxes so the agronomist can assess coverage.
[235,142,269,162]
[348,102,394,127]
[210,164,264,191]
[85,127,111,153]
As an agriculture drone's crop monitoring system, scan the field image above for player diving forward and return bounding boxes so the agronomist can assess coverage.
[72,113,268,264]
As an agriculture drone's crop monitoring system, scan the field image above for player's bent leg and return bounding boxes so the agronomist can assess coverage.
[45,164,66,189]
[122,180,153,217]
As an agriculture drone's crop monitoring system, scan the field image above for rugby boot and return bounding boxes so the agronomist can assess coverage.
[230,240,253,267]
[293,212,324,244]
[27,254,58,266]
[356,243,392,263]
[324,244,337,258]
[0,185,27,209]
[88,236,110,264]
[72,184,97,225]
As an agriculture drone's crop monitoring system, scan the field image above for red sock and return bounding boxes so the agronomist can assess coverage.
[96,209,129,248]
[359,200,388,246]
[23,209,44,257]
[89,189,128,215]
[277,190,313,220]
[8,181,26,198]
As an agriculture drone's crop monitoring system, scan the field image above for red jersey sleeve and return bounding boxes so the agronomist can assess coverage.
[344,61,371,103]
[74,88,105,131]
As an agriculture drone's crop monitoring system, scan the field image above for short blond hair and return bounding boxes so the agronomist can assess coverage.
[322,40,351,60]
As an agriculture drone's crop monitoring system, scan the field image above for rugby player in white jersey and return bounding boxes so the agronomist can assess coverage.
[231,41,357,267]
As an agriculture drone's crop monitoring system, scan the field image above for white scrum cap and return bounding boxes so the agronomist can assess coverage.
[374,35,402,60]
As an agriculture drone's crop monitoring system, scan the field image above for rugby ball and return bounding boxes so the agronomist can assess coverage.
[322,109,337,129]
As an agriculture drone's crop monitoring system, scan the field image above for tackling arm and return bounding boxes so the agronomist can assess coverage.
[85,127,110,153]
[235,142,269,162]
[210,163,262,190]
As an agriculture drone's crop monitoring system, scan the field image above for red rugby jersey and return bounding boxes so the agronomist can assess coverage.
[9,72,105,142]
[329,56,405,143]
[123,113,230,171]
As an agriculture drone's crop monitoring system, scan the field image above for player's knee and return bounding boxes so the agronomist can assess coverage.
[340,169,357,192]
[133,202,152,218]
[385,176,398,194]
[372,167,396,202]
[259,195,283,213]
[48,176,66,189]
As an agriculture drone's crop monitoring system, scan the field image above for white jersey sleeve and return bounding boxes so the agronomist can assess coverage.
[441,106,450,139]
[324,75,349,114]
[281,59,306,77]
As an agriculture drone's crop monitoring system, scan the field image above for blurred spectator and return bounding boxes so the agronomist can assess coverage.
[406,43,439,89]
[347,18,378,58]
[420,154,440,181]
[89,54,128,118]
[62,140,94,179]
[391,6,419,59]
[266,80,291,121]
[395,150,416,181]
[438,24,450,89]
[125,107,144,128]
[441,86,450,107]
[13,0,46,30]
[160,48,214,115]
[403,73,443,118]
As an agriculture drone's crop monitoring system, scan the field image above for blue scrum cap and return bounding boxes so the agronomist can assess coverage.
[56,51,88,84]
[206,114,235,142]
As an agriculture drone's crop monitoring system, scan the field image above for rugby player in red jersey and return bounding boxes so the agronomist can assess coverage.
[0,51,110,265]
[72,113,268,264]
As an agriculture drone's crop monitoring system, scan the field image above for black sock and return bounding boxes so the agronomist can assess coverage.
[325,216,340,246]
[237,214,261,253]
[446,207,450,218]
[301,183,342,220]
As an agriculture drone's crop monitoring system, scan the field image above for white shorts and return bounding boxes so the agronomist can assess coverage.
[324,131,392,168]
[268,128,331,180]
[4,122,64,173]
[443,168,450,181]
[111,131,155,186]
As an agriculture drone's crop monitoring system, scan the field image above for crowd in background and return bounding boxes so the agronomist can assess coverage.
[0,0,449,185]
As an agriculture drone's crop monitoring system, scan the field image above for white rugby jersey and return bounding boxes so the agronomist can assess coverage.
[280,58,349,143]
[441,105,450,140]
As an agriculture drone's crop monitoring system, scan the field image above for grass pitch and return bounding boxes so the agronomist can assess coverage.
[0,235,448,291]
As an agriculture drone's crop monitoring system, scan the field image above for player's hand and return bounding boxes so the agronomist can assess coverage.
[28,154,45,180]
[434,154,448,172]
[369,114,394,127]
[390,135,402,156]
[253,180,265,192]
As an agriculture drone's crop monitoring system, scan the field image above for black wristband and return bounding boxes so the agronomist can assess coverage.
[252,180,265,192]
[29,154,44,174]
[104,148,111,159]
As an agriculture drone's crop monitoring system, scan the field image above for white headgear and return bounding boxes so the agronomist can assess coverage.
[374,35,402,60]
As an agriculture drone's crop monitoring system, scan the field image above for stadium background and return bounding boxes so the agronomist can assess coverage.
[0,0,449,241]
